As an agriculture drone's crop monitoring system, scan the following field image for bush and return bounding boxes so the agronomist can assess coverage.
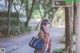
[0,18,33,36]
[20,25,32,32]
[11,18,19,25]
[20,25,26,33]
[26,26,32,32]
[10,25,21,35]
[10,25,32,36]
[20,22,32,32]
[1,26,8,36]
[0,18,8,25]
[0,18,20,25]
[53,48,67,53]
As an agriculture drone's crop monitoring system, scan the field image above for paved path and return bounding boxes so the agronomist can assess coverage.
[0,27,65,53]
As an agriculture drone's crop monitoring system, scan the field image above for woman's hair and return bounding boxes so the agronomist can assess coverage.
[40,19,50,30]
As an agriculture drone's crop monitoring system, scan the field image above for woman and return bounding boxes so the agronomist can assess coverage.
[34,19,52,53]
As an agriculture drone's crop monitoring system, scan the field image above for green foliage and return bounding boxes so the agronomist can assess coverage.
[32,10,41,18]
[1,26,8,36]
[0,0,66,36]
[26,26,32,31]
[0,18,32,36]
[20,23,26,32]
[10,24,32,35]
[0,18,8,25]
[20,24,29,32]
[10,25,20,35]
[11,12,18,17]
[20,22,33,32]
[73,35,77,44]
[28,0,33,9]
[0,18,19,25]
[11,18,18,25]
[53,48,67,53]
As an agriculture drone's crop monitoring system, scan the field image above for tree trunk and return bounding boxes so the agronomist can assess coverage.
[16,12,20,26]
[65,7,70,52]
[12,0,24,34]
[65,6,73,53]
[5,0,7,7]
[68,5,74,53]
[25,0,36,27]
[8,0,12,36]
[76,3,80,53]
[13,2,20,26]
[73,2,77,34]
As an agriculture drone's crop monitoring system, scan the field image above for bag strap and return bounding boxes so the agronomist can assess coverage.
[34,39,41,47]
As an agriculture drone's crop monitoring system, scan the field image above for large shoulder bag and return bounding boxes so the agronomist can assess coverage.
[29,37,44,50]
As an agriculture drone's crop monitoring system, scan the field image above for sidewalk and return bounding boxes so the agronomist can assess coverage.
[0,30,39,53]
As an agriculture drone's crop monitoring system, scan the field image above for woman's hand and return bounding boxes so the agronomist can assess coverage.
[42,25,50,34]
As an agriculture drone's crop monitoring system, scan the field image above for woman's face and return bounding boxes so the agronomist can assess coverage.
[41,23,50,33]
[46,23,50,29]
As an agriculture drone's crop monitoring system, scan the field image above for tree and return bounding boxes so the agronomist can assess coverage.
[35,1,59,29]
[25,0,36,27]
[35,0,50,29]
[73,2,77,34]
[12,0,24,34]
[7,0,12,35]
[65,7,70,53]
[65,4,73,53]
[13,0,24,26]
[76,3,80,53]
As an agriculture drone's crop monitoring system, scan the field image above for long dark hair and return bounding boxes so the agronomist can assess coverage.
[40,19,50,31]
